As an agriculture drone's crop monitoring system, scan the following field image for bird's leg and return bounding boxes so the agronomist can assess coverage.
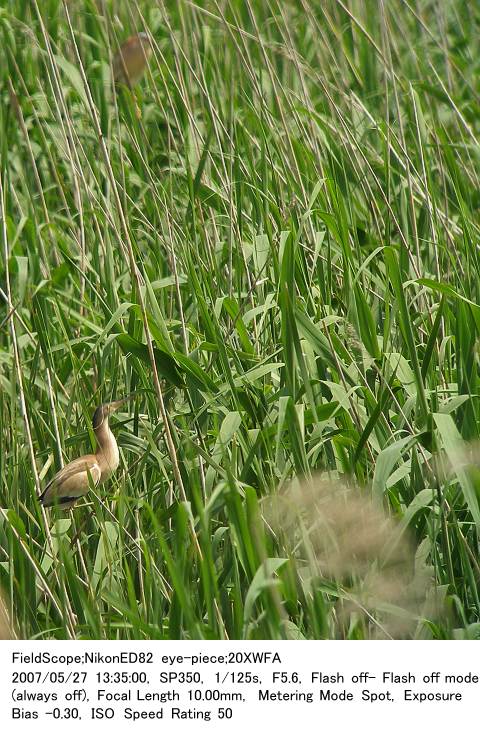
[69,508,95,549]
[133,91,142,120]
[120,83,142,120]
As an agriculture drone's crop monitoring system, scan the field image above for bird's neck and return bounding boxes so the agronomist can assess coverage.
[94,418,120,477]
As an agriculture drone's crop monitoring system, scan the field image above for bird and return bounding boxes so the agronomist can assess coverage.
[112,32,152,87]
[39,398,131,510]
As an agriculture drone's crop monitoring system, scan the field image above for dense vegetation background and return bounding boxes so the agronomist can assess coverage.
[1,0,480,639]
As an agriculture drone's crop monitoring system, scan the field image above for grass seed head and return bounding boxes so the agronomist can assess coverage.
[264,474,435,638]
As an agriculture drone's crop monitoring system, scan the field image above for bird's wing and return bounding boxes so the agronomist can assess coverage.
[40,455,101,508]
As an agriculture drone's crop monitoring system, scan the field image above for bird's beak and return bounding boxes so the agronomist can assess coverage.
[107,393,136,413]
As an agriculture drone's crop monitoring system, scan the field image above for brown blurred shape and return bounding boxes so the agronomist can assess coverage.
[113,32,152,87]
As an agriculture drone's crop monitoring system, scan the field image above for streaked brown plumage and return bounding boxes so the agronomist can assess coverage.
[39,399,129,510]
[113,32,152,86]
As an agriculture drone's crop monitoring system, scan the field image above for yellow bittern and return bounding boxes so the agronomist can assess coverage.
[39,398,130,510]
[113,32,152,86]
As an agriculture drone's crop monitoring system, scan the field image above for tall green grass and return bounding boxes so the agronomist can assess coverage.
[1,0,480,639]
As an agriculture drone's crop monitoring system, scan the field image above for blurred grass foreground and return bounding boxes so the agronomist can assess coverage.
[1,1,480,639]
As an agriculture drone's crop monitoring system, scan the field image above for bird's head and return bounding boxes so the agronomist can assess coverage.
[93,396,133,429]
[128,32,152,56]
[113,31,153,85]
[135,32,153,64]
[137,32,152,48]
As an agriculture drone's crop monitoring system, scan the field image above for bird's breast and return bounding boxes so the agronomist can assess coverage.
[96,429,120,482]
